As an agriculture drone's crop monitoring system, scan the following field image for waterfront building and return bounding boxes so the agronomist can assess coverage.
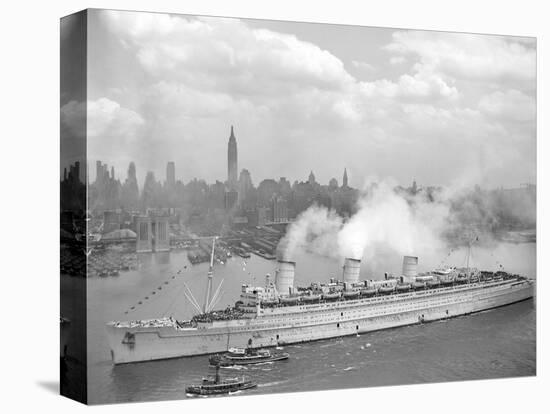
[133,212,170,253]
[134,215,152,253]
[272,196,289,223]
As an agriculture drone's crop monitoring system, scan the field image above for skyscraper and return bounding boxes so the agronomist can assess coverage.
[127,162,137,183]
[238,169,253,196]
[343,168,348,188]
[227,125,238,190]
[166,161,176,187]
[121,162,139,210]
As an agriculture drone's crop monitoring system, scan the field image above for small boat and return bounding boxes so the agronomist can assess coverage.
[322,292,341,300]
[412,281,425,290]
[302,294,322,302]
[280,296,300,304]
[343,290,360,299]
[186,365,256,396]
[396,283,411,292]
[209,347,289,367]
[440,279,453,286]
[360,288,376,297]
[427,280,440,288]
[378,286,395,294]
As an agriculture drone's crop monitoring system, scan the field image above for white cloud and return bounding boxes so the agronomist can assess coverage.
[61,98,144,140]
[359,70,458,100]
[389,56,406,65]
[86,10,536,188]
[385,31,536,86]
[87,98,144,138]
[478,89,536,122]
[103,11,354,96]
[352,60,376,72]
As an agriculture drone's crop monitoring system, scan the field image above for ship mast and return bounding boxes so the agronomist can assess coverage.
[203,236,217,313]
[466,239,471,283]
[466,230,476,283]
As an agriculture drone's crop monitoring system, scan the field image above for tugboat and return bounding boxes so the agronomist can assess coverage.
[185,365,256,396]
[209,347,289,367]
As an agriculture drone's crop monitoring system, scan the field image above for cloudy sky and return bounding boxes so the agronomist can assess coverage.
[63,9,536,188]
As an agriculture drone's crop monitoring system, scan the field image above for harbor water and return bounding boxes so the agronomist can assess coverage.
[62,242,536,404]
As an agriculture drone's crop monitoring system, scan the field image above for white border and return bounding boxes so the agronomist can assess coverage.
[0,1,546,413]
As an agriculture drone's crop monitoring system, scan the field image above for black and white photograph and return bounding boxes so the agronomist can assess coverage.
[5,0,550,411]
[57,7,540,405]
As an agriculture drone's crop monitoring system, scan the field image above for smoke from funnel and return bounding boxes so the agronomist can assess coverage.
[275,176,535,276]
[277,205,342,261]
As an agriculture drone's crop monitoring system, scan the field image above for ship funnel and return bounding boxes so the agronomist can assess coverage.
[402,256,418,279]
[342,258,361,285]
[275,260,296,296]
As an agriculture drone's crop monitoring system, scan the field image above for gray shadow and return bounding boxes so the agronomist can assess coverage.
[36,380,59,395]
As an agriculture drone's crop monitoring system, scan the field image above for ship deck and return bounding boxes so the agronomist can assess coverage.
[108,275,530,329]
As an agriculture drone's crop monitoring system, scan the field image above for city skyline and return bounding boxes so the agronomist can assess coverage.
[82,125,359,190]
[60,10,536,189]
[64,122,534,192]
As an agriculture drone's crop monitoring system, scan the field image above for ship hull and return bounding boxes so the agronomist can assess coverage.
[106,279,534,364]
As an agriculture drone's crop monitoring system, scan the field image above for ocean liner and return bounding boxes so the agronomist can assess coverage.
[106,239,534,364]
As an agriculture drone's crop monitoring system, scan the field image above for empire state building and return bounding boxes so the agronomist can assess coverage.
[227,125,238,190]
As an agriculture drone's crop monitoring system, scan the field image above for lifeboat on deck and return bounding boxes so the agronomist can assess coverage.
[427,280,440,288]
[343,290,360,299]
[378,286,395,294]
[322,292,341,300]
[412,281,425,290]
[396,283,411,292]
[280,296,300,305]
[301,293,322,302]
[360,288,376,297]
